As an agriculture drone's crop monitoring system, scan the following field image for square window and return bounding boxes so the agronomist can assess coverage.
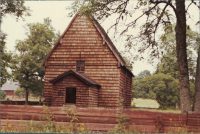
[76,61,85,72]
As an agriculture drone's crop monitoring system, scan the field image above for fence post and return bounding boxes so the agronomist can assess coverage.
[155,115,164,133]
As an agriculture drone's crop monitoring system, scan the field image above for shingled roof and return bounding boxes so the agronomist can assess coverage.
[1,82,19,91]
[49,69,101,87]
[41,13,134,76]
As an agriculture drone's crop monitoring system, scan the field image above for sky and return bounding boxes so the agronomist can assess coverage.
[1,1,199,76]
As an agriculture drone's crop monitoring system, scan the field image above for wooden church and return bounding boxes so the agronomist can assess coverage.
[42,13,134,109]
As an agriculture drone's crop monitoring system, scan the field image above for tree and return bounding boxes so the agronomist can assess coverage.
[137,70,151,80]
[120,52,133,70]
[0,0,31,86]
[158,24,199,80]
[14,87,26,97]
[132,70,151,98]
[155,25,199,109]
[0,32,12,86]
[1,90,7,100]
[11,18,60,105]
[193,46,200,111]
[1,0,31,22]
[155,54,179,79]
[140,73,179,109]
[68,0,200,113]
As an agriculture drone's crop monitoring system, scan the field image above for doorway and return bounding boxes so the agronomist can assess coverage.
[65,87,76,104]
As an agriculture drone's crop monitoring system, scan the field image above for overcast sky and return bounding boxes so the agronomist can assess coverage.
[1,1,199,76]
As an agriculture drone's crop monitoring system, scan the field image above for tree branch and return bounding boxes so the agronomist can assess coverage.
[120,3,159,35]
[149,0,178,18]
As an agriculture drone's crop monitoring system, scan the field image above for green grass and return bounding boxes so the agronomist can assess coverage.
[131,107,181,113]
[132,98,159,108]
[131,98,181,113]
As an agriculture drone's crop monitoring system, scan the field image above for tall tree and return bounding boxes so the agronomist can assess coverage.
[156,24,199,110]
[158,24,199,80]
[193,46,200,111]
[133,70,151,98]
[68,0,199,113]
[140,73,180,109]
[0,32,12,86]
[1,0,31,22]
[137,70,151,80]
[0,0,31,86]
[11,18,60,105]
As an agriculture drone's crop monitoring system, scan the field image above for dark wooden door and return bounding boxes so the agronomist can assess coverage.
[66,88,76,103]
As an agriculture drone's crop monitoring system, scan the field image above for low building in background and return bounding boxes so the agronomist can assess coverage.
[1,82,19,99]
[1,82,31,99]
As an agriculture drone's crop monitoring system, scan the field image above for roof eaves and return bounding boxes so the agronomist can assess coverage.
[41,13,79,67]
[49,69,101,87]
[92,19,126,66]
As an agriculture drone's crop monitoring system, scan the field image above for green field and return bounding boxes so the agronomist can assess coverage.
[131,98,181,113]
[132,98,159,108]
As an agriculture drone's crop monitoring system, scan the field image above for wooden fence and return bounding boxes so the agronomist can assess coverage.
[1,101,40,105]
[1,105,200,133]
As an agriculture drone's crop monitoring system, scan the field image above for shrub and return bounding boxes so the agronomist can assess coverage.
[1,90,6,100]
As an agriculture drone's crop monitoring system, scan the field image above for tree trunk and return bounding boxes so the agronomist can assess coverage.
[175,0,192,113]
[25,89,28,105]
[39,96,41,105]
[193,46,200,111]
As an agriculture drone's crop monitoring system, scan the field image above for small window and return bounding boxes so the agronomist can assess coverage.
[76,61,85,71]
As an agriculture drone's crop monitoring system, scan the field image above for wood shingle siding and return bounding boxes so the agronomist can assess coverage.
[42,13,133,108]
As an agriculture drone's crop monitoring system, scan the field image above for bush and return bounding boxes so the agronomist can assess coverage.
[140,73,180,109]
[1,90,7,100]
[14,87,25,97]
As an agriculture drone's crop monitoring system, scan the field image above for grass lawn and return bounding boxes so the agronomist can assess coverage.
[132,98,159,108]
[131,98,181,113]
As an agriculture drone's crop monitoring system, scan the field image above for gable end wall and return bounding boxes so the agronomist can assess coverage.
[43,15,124,108]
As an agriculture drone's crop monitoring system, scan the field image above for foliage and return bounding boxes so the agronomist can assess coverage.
[1,1,31,86]
[155,55,179,79]
[120,52,133,70]
[14,87,26,97]
[0,32,12,86]
[109,99,129,133]
[10,18,60,104]
[157,24,199,79]
[1,90,7,100]
[132,70,151,98]
[1,0,31,22]
[190,81,195,108]
[64,106,78,122]
[140,73,179,109]
[137,70,151,80]
[154,26,199,108]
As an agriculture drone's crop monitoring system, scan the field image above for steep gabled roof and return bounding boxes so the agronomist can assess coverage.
[41,13,134,76]
[49,69,101,87]
[1,82,19,91]
[92,18,126,66]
